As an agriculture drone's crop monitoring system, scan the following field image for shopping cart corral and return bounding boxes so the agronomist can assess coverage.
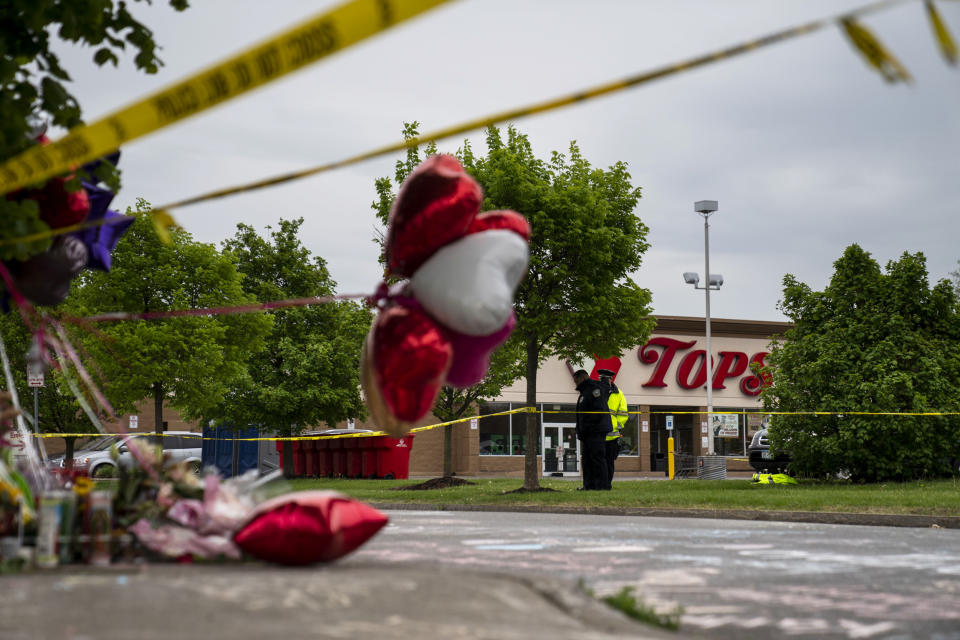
[674,453,697,479]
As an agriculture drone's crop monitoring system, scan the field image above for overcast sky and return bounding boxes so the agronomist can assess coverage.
[50,0,960,322]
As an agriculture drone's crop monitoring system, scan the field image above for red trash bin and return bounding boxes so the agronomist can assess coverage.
[359,436,378,479]
[302,439,317,477]
[291,440,306,477]
[344,437,364,479]
[329,437,346,478]
[373,434,415,479]
[316,437,333,477]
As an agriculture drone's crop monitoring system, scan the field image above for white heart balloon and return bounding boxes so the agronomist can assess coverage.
[410,230,528,336]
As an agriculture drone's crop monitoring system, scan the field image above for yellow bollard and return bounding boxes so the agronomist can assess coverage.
[668,436,675,480]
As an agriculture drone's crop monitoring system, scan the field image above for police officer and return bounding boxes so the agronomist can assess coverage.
[598,368,628,486]
[573,369,611,490]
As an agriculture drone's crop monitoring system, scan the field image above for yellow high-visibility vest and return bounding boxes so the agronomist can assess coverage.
[607,387,628,441]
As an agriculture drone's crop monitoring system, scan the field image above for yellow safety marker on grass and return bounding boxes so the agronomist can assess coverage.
[0,0,453,197]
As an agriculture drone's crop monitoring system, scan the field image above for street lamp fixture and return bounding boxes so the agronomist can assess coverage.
[683,199,722,455]
[683,272,723,289]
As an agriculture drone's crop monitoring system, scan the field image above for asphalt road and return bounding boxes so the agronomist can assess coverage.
[352,510,960,640]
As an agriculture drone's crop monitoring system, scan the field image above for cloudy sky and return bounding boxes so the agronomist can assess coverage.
[51,0,960,322]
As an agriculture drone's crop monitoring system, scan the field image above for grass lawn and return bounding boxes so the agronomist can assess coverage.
[284,477,960,515]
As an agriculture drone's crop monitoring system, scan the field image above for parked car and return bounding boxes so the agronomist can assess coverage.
[748,428,791,473]
[46,431,203,477]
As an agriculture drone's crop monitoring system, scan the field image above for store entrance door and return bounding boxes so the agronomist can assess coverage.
[542,423,579,477]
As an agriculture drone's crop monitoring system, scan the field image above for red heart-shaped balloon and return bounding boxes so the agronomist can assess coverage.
[363,304,452,431]
[385,155,482,277]
[467,209,531,241]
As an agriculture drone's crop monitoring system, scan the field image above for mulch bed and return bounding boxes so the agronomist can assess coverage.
[395,476,477,491]
[502,486,559,494]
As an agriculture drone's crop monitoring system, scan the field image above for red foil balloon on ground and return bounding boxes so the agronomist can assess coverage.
[233,491,389,565]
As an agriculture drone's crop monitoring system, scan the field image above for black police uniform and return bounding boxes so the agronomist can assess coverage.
[575,377,611,490]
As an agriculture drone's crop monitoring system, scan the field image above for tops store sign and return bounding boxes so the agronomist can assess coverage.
[638,337,770,396]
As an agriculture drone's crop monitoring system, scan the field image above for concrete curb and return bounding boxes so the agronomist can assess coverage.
[368,502,960,529]
[3,562,682,639]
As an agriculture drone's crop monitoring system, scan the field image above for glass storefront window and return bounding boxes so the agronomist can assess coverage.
[713,408,747,456]
[514,406,542,455]
[479,402,511,455]
[619,406,640,456]
[478,402,539,455]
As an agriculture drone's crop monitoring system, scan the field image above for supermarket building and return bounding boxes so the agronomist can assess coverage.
[62,315,790,479]
[401,315,791,477]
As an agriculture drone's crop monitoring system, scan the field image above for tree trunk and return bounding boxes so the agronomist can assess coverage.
[153,382,163,436]
[523,337,540,490]
[64,436,76,474]
[443,425,453,477]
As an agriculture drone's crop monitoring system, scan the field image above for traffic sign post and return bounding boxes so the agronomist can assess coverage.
[666,415,674,431]
[27,372,43,432]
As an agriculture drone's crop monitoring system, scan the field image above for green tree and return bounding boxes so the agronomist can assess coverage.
[761,244,960,481]
[217,218,371,476]
[0,0,189,259]
[67,199,271,434]
[374,123,655,489]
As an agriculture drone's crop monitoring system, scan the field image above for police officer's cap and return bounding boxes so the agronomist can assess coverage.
[597,368,616,378]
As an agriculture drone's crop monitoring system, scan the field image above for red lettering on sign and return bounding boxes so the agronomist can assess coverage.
[637,338,772,396]
[713,351,749,389]
[677,350,711,389]
[739,352,771,396]
[638,337,696,387]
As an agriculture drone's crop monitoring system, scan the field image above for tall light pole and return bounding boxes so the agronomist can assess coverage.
[683,199,722,455]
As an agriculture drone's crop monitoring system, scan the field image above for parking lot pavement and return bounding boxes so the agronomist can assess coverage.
[0,562,681,640]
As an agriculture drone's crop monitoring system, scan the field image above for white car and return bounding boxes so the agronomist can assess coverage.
[46,431,203,477]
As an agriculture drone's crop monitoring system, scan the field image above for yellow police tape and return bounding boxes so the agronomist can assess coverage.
[30,405,960,442]
[0,0,919,251]
[0,0,452,197]
[154,0,912,212]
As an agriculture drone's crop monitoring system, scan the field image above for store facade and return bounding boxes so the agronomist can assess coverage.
[403,315,790,477]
